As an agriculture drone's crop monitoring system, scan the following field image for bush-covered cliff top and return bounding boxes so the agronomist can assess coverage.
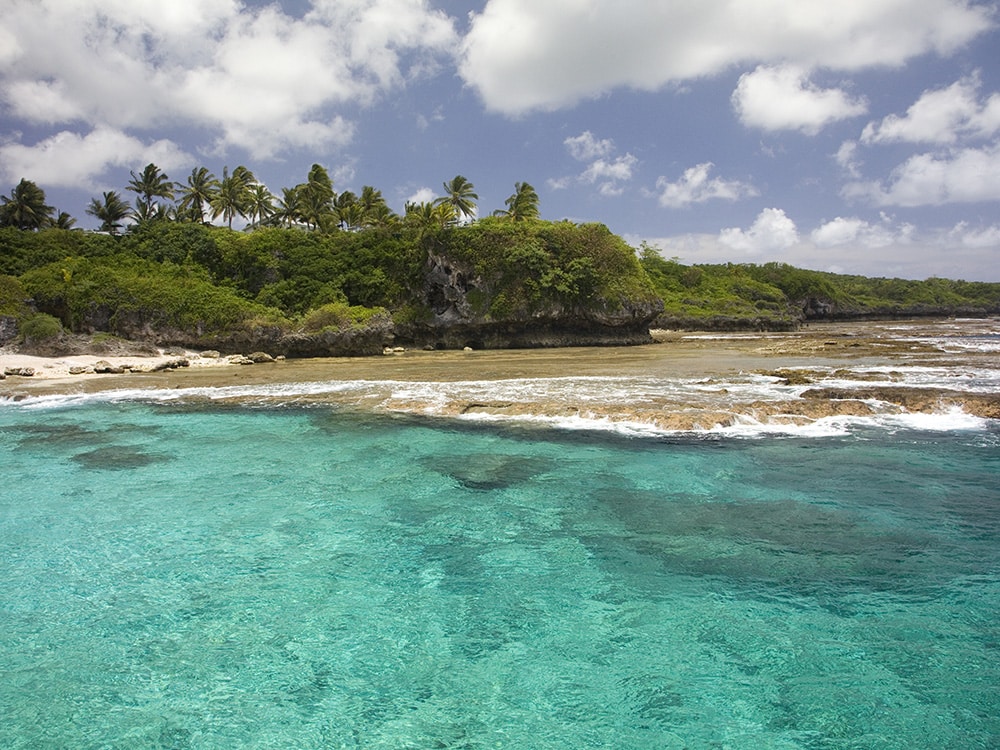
[1,223,998,352]
[0,219,660,347]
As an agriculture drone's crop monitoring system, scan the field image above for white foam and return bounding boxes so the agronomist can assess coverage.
[2,372,994,439]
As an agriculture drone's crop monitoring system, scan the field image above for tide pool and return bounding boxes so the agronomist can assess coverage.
[1,400,998,748]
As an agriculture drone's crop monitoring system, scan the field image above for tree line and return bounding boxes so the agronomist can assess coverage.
[0,166,541,235]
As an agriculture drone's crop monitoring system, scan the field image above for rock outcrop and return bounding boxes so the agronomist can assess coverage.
[394,252,663,350]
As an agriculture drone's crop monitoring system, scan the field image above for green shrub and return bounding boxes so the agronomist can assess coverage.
[301,302,388,333]
[19,313,63,342]
[0,274,29,315]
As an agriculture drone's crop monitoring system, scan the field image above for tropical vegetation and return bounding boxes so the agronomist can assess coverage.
[0,169,997,354]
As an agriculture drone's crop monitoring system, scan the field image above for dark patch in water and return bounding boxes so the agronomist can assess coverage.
[72,445,172,471]
[422,453,551,491]
[587,489,946,596]
[14,423,112,449]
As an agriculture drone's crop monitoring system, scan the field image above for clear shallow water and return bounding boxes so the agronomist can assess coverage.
[1,399,998,749]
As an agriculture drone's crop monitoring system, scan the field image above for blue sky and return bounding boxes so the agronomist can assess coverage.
[2,0,999,280]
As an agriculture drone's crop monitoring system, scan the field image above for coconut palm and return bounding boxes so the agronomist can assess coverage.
[296,164,335,230]
[273,186,303,228]
[494,182,540,222]
[85,191,132,235]
[405,200,455,232]
[246,184,275,228]
[436,175,478,223]
[176,167,218,223]
[363,202,398,229]
[332,190,357,230]
[127,163,174,218]
[210,166,254,229]
[51,211,78,230]
[0,178,54,230]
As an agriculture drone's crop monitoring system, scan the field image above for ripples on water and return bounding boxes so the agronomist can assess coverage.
[1,394,998,748]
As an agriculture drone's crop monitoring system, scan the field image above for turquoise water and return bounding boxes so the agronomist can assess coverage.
[1,399,998,749]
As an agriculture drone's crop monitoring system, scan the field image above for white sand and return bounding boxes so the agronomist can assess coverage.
[0,349,233,381]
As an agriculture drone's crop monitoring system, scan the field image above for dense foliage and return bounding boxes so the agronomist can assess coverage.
[639,248,1000,328]
[0,219,660,343]
[0,200,997,349]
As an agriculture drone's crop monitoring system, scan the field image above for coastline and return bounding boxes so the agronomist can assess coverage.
[3,319,998,435]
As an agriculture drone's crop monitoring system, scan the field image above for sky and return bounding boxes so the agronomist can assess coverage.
[1,0,999,281]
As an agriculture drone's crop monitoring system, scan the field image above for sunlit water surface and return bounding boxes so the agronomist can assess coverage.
[1,398,997,749]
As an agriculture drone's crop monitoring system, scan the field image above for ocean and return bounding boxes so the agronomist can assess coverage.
[1,321,998,748]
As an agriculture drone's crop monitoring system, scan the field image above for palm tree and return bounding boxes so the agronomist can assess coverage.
[296,164,335,230]
[494,182,540,222]
[405,200,455,232]
[246,184,275,228]
[51,211,77,230]
[210,166,253,229]
[176,167,218,223]
[273,186,303,228]
[127,163,174,218]
[436,175,478,223]
[364,202,398,229]
[85,191,132,235]
[333,190,357,230]
[0,178,54,230]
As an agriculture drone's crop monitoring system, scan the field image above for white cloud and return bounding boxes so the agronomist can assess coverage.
[406,186,437,205]
[0,127,191,189]
[635,217,1000,281]
[564,131,615,161]
[654,162,757,208]
[555,131,637,196]
[0,0,457,169]
[844,141,1000,206]
[732,65,868,135]
[835,140,863,178]
[459,0,991,115]
[949,222,1000,248]
[861,73,1000,145]
[720,208,799,255]
[580,154,639,186]
[810,215,913,249]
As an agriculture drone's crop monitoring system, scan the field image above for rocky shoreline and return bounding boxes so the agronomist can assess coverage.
[2,319,997,433]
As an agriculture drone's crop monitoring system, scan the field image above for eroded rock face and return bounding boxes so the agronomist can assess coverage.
[396,252,663,350]
[0,316,18,346]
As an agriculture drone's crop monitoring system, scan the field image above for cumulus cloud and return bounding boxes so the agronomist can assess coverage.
[0,0,457,173]
[843,141,1000,206]
[719,208,800,255]
[635,216,1000,281]
[405,186,438,205]
[949,221,1000,248]
[861,73,1000,145]
[0,127,191,189]
[551,131,637,196]
[654,162,757,208]
[564,131,615,161]
[836,140,864,178]
[811,215,914,248]
[459,0,991,115]
[732,65,867,134]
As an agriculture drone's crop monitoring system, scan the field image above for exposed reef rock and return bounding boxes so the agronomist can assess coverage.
[801,386,1000,420]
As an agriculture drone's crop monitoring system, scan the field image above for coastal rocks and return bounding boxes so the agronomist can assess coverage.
[247,351,274,363]
[802,386,1000,420]
[4,366,34,377]
[390,251,664,350]
[93,360,126,374]
[0,316,18,346]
